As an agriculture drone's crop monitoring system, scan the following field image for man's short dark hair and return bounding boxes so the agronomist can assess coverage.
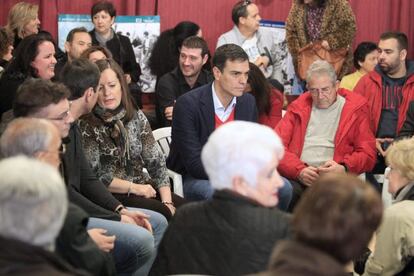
[232,0,252,25]
[66,27,89,43]
[60,58,100,100]
[13,79,70,118]
[353,42,378,70]
[91,0,116,18]
[181,36,209,57]
[213,44,249,72]
[380,31,408,51]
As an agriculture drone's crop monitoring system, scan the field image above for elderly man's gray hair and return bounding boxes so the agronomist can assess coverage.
[0,118,55,158]
[0,156,68,250]
[305,60,337,85]
[201,121,284,190]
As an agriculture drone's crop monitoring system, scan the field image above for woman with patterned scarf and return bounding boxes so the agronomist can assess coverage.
[79,58,185,221]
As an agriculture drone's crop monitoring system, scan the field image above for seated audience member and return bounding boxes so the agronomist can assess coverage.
[362,139,414,275]
[156,36,213,127]
[397,100,414,139]
[151,121,290,275]
[12,78,167,276]
[149,21,206,80]
[0,156,83,275]
[54,27,92,77]
[246,62,283,128]
[0,33,56,117]
[5,2,40,48]
[340,41,379,91]
[0,118,121,275]
[276,60,376,210]
[354,32,414,188]
[78,58,184,221]
[80,45,112,62]
[167,43,257,200]
[0,28,13,77]
[259,174,382,276]
[217,0,278,80]
[168,43,292,208]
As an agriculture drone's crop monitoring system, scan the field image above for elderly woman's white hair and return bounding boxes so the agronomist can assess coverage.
[0,156,68,250]
[201,121,284,190]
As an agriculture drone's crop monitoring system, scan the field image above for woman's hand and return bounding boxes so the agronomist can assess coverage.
[131,184,157,198]
[87,228,115,252]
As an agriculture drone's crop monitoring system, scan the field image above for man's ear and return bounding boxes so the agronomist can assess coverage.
[64,41,70,54]
[400,49,407,62]
[202,54,208,66]
[85,87,95,102]
[212,66,221,81]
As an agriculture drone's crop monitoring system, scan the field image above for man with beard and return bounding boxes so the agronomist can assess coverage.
[156,36,212,127]
[354,31,414,189]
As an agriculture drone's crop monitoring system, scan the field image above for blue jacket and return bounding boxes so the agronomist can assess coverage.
[167,82,257,179]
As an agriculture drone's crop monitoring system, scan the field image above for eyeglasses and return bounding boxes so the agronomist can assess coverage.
[47,101,72,121]
[309,86,333,96]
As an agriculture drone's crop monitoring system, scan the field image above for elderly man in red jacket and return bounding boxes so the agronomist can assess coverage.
[276,60,376,210]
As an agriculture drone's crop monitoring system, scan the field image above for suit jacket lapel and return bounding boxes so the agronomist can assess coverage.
[200,84,215,135]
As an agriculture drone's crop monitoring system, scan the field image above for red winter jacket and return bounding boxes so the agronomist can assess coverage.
[353,69,414,135]
[275,89,376,180]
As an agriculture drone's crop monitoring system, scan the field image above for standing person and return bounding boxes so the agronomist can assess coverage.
[89,0,141,86]
[246,62,283,128]
[354,32,414,187]
[5,2,40,48]
[156,36,212,127]
[286,0,356,80]
[78,58,184,221]
[151,121,290,275]
[0,33,57,117]
[340,42,379,91]
[216,0,281,81]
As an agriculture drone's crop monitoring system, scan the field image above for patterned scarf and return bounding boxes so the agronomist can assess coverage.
[94,105,133,175]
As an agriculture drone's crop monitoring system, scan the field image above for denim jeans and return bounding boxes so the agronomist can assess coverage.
[278,177,293,211]
[88,208,167,276]
[183,175,214,200]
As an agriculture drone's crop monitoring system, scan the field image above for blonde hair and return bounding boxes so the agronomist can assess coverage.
[386,138,414,181]
[6,2,39,39]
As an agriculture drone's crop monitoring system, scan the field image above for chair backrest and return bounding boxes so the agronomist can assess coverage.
[152,127,172,157]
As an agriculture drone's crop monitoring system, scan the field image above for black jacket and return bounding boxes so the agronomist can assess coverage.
[0,236,88,276]
[62,124,121,221]
[150,189,290,276]
[90,30,141,83]
[0,72,26,118]
[56,203,116,276]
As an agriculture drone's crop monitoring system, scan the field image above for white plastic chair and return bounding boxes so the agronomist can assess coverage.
[152,127,184,197]
[382,167,393,208]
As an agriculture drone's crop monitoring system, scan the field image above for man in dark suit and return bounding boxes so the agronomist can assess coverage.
[167,44,257,200]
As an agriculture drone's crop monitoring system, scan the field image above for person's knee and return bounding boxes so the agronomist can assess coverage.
[278,177,293,211]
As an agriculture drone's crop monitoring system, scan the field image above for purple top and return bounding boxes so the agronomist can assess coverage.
[306,5,325,42]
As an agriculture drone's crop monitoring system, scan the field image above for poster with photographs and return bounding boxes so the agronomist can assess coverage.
[259,20,295,94]
[58,14,160,93]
